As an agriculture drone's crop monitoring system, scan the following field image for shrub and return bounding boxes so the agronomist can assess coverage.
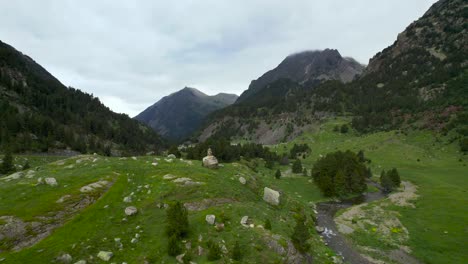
[264,219,272,230]
[232,241,242,261]
[291,213,310,253]
[275,169,281,179]
[340,124,349,133]
[292,159,302,173]
[167,235,181,256]
[166,201,189,238]
[0,150,15,175]
[207,240,222,261]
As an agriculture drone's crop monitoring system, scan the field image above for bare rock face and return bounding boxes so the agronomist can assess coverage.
[202,148,218,169]
[263,187,280,206]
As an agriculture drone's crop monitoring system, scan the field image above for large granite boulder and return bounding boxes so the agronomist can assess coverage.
[202,148,218,169]
[263,187,280,206]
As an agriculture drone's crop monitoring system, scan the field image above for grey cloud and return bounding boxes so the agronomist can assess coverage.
[0,0,437,116]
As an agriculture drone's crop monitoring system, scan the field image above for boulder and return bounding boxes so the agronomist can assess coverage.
[202,148,218,169]
[205,214,216,225]
[167,154,177,159]
[97,251,113,261]
[56,253,72,263]
[202,156,218,169]
[124,206,138,216]
[263,187,280,206]
[163,174,176,180]
[45,177,58,186]
[315,226,325,233]
[239,177,246,185]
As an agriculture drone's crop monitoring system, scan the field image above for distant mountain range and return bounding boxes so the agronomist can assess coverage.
[134,87,238,141]
[197,0,467,145]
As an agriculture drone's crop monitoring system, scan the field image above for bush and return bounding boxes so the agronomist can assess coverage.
[232,241,242,261]
[340,124,349,133]
[207,240,222,261]
[302,168,308,177]
[167,235,181,256]
[166,201,189,238]
[0,150,15,175]
[292,159,303,173]
[275,169,281,179]
[23,160,30,170]
[264,219,272,230]
[291,213,310,253]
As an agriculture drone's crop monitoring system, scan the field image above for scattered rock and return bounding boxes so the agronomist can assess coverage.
[173,177,192,184]
[215,223,225,231]
[56,195,71,203]
[263,187,280,205]
[202,148,218,169]
[205,215,216,225]
[240,216,249,227]
[131,238,138,243]
[37,177,44,185]
[26,170,36,178]
[74,260,86,264]
[163,174,176,180]
[167,154,177,159]
[198,246,204,256]
[131,157,137,160]
[315,226,325,233]
[56,253,72,263]
[123,196,132,203]
[239,177,246,185]
[45,177,58,186]
[80,180,108,193]
[176,253,185,263]
[2,171,24,181]
[124,206,138,216]
[151,162,158,166]
[97,251,113,261]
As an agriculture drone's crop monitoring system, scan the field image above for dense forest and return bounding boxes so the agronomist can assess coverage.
[0,40,164,155]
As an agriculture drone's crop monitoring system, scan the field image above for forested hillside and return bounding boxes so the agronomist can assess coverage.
[0,40,164,155]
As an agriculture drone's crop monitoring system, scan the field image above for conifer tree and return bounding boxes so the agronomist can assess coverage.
[0,149,15,175]
[292,159,302,173]
[275,169,281,179]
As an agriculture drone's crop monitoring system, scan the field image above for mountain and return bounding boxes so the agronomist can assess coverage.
[197,0,467,145]
[236,49,364,103]
[0,40,164,155]
[134,87,238,141]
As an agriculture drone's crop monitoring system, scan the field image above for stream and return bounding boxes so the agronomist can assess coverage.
[315,183,386,264]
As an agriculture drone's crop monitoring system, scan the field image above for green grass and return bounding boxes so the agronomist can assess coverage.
[277,117,468,264]
[0,155,337,264]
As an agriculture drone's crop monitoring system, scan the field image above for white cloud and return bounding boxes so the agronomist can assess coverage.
[0,0,437,116]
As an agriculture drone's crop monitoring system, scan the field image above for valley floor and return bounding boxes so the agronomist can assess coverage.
[0,119,466,264]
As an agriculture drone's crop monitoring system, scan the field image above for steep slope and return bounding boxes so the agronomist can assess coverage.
[237,49,364,103]
[0,40,164,155]
[135,87,238,141]
[197,0,467,145]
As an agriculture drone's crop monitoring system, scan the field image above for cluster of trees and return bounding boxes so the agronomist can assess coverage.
[311,150,369,197]
[0,41,164,155]
[380,168,401,193]
[185,138,279,164]
[289,143,310,158]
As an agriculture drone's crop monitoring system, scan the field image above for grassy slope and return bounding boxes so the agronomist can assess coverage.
[273,118,468,264]
[0,155,336,264]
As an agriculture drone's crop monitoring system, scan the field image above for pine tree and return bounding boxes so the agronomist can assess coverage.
[388,168,401,187]
[167,234,182,256]
[166,201,189,238]
[380,170,394,193]
[275,169,281,179]
[291,214,310,253]
[264,218,272,230]
[292,159,302,173]
[0,149,15,175]
[232,241,242,261]
[302,168,308,177]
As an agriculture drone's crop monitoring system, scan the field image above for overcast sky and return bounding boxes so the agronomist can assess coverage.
[0,0,437,117]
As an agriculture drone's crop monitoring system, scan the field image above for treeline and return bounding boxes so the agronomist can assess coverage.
[0,41,164,154]
[185,138,279,163]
